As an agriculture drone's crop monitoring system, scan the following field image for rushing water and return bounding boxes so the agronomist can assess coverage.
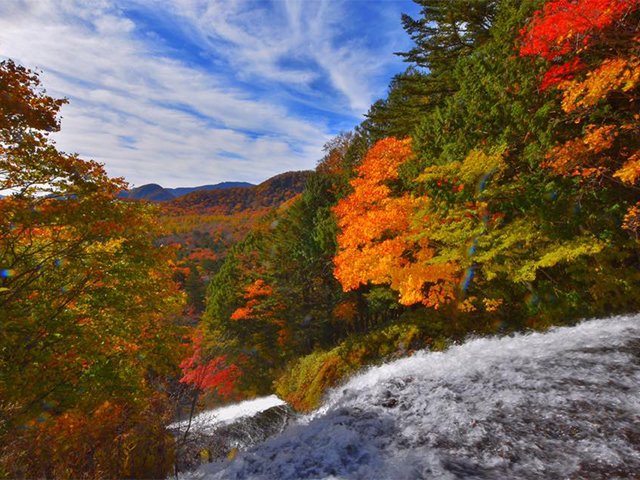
[172,395,293,471]
[186,314,640,480]
[172,395,286,435]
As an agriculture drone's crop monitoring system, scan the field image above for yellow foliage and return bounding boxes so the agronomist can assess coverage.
[85,237,126,254]
[513,239,606,282]
[613,150,640,184]
[466,217,606,287]
[622,202,640,237]
[274,348,348,411]
[418,146,506,184]
[227,446,239,462]
[483,298,504,312]
[543,124,617,177]
[458,297,477,312]
[560,57,640,113]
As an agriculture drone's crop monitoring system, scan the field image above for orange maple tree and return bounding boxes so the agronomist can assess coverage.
[333,137,458,308]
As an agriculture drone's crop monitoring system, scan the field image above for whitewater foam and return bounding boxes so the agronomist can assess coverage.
[186,314,640,479]
[172,395,285,434]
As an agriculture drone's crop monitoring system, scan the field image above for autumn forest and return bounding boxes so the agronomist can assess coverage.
[2,0,640,478]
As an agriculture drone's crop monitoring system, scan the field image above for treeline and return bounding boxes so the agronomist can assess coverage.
[184,0,640,412]
[163,171,309,216]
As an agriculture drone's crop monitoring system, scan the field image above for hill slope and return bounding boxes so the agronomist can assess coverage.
[164,171,310,215]
[167,182,254,197]
[159,170,311,316]
[120,183,175,201]
[120,181,255,201]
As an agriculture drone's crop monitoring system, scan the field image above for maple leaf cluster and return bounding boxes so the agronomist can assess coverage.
[179,331,240,398]
[520,0,640,90]
[333,138,458,308]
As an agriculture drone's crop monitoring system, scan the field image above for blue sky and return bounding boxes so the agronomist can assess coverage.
[0,0,420,187]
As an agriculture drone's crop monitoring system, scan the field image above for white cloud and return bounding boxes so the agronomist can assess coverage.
[0,0,412,187]
[159,0,402,112]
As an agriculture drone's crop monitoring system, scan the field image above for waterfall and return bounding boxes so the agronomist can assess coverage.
[185,314,640,479]
[172,395,286,435]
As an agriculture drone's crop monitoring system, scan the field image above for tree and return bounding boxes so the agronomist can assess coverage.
[317,131,355,176]
[198,172,350,398]
[333,137,458,308]
[519,0,640,89]
[520,0,640,235]
[0,59,185,478]
[399,0,498,71]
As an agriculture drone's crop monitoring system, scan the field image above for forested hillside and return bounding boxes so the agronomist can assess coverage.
[164,171,310,215]
[183,0,640,412]
[2,0,640,478]
[160,171,310,316]
[119,181,255,202]
[119,183,176,201]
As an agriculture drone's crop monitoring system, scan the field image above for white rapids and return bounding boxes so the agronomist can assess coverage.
[186,314,640,479]
[172,395,285,434]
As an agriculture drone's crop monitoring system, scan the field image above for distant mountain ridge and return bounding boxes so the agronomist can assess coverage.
[119,181,254,201]
[163,170,311,216]
[119,183,174,202]
[167,182,254,197]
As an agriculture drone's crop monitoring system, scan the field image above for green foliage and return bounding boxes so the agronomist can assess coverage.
[275,321,423,411]
[199,172,352,397]
[399,0,498,72]
[362,68,433,141]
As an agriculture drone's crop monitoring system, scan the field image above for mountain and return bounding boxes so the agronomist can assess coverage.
[164,170,311,215]
[159,170,311,316]
[119,183,175,202]
[166,182,254,197]
[119,181,255,202]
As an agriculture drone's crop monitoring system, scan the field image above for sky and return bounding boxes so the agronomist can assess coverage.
[0,0,420,187]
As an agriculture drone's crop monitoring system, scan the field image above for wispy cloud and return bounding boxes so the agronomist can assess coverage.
[0,0,417,187]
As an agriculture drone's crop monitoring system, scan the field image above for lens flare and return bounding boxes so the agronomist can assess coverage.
[524,292,540,307]
[0,269,15,278]
[572,203,581,215]
[476,173,491,195]
[467,239,477,257]
[482,210,490,225]
[460,266,474,292]
[37,412,51,422]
